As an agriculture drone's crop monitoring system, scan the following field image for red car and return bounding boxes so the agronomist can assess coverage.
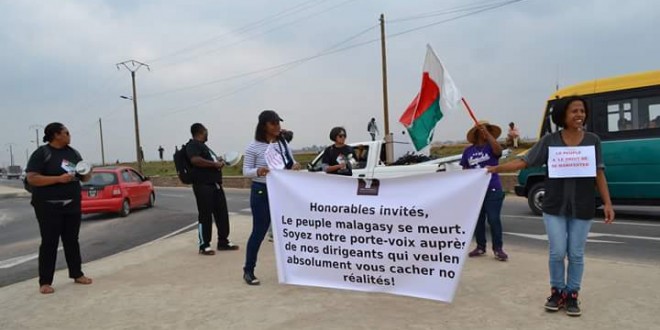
[81,166,155,217]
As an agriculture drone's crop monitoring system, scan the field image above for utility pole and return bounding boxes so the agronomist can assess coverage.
[379,14,393,163]
[29,125,43,149]
[9,144,14,166]
[116,60,150,173]
[99,118,106,166]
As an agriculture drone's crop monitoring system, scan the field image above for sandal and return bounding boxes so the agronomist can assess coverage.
[39,285,55,294]
[74,276,93,285]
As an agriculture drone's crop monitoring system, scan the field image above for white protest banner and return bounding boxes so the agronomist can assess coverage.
[267,169,490,302]
[547,146,596,178]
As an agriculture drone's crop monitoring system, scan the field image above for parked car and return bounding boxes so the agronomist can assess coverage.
[81,166,155,217]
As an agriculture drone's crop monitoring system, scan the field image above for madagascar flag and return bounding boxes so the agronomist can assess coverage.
[399,45,462,151]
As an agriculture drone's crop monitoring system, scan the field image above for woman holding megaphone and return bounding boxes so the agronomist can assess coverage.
[26,122,93,294]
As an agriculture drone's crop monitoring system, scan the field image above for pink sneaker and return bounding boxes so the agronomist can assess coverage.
[493,248,508,261]
[468,246,486,257]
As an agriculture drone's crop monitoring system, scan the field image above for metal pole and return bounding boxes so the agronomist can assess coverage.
[380,14,393,163]
[99,118,106,166]
[9,144,14,166]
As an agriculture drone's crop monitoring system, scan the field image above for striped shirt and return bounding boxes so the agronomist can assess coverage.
[243,140,296,184]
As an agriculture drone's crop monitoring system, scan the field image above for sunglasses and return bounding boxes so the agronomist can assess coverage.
[337,134,346,138]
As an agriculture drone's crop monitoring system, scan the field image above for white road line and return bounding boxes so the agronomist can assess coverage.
[503,214,660,227]
[505,232,622,244]
[0,247,63,269]
[159,193,186,198]
[240,208,252,213]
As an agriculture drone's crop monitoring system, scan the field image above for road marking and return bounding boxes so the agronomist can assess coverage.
[0,211,10,226]
[159,193,186,198]
[505,232,622,244]
[0,247,63,269]
[240,208,252,213]
[503,214,660,227]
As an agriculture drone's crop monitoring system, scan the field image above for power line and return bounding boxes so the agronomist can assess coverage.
[141,23,377,98]
[134,0,528,120]
[147,0,329,64]
[389,0,513,23]
[153,0,360,71]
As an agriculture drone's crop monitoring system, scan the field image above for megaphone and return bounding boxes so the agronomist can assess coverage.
[221,151,243,167]
[75,161,92,176]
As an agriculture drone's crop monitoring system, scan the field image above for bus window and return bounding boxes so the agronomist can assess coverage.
[606,95,660,132]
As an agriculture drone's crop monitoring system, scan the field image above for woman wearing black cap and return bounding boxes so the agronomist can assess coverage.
[242,110,300,285]
[25,123,93,294]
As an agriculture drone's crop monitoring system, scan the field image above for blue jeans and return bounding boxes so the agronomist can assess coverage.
[244,182,270,272]
[474,189,505,249]
[543,213,593,292]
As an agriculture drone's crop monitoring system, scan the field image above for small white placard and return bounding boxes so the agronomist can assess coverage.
[265,143,285,170]
[547,146,596,178]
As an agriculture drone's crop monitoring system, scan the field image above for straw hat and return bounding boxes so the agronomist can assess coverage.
[466,120,502,144]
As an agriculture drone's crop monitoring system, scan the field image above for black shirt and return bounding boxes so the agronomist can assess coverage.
[522,131,604,220]
[186,139,222,184]
[26,145,83,207]
[322,145,355,176]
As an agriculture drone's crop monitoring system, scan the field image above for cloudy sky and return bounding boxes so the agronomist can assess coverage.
[1,0,658,166]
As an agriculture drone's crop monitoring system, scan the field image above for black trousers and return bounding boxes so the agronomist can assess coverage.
[32,201,84,286]
[192,183,230,249]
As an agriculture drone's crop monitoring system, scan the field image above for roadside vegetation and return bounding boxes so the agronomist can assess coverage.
[115,141,535,178]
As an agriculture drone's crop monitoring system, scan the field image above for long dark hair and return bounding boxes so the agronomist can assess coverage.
[254,121,269,143]
[43,122,65,143]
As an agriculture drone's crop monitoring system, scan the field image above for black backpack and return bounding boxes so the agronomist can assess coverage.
[173,143,192,184]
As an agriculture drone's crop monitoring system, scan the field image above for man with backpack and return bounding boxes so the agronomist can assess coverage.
[185,123,238,255]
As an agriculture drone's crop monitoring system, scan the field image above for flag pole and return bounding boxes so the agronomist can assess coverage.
[461,97,480,125]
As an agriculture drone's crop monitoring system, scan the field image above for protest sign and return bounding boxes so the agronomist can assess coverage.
[267,169,490,302]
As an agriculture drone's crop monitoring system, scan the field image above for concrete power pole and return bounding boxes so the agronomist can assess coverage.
[99,118,106,166]
[380,14,393,163]
[116,60,150,173]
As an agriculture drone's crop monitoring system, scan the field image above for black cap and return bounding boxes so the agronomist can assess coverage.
[258,110,283,123]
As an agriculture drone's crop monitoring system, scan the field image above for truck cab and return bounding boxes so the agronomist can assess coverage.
[307,140,462,179]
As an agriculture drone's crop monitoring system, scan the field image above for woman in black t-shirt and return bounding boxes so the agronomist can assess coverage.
[322,127,355,176]
[26,123,93,294]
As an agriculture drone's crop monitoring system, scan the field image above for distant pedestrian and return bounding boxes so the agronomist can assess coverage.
[242,110,300,285]
[367,117,379,141]
[26,122,93,294]
[139,146,145,163]
[461,120,508,262]
[158,145,164,161]
[506,122,520,148]
[186,123,239,255]
[488,96,615,317]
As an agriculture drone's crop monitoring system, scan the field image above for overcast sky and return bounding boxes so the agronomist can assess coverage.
[1,0,658,166]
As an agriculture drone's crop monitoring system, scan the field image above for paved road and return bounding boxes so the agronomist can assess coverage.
[499,197,660,265]
[1,182,658,287]
[0,186,250,287]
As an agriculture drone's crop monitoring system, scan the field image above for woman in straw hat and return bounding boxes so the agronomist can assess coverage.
[460,120,508,262]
